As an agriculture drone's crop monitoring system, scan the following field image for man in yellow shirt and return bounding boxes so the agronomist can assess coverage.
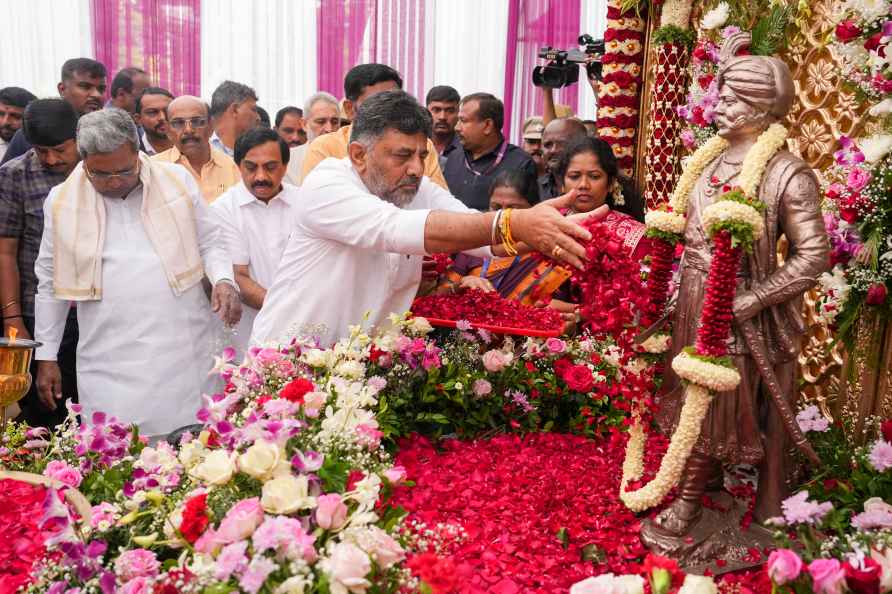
[153,95,240,203]
[301,64,447,189]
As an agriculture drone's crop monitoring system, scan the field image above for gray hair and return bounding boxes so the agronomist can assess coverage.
[76,107,139,158]
[349,90,432,148]
[210,80,258,118]
[303,91,339,117]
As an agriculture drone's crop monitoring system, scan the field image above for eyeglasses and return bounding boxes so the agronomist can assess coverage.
[169,117,209,130]
[84,163,140,181]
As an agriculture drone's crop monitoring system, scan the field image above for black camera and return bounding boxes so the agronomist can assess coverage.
[532,34,606,88]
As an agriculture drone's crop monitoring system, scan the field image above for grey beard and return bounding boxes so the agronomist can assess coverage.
[364,167,418,208]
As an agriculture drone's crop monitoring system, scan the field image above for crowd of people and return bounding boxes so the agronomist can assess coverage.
[0,57,647,438]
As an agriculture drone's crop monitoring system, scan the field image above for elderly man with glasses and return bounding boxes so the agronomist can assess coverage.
[34,107,241,439]
[153,95,240,203]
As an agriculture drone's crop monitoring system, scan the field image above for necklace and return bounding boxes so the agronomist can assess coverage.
[704,154,741,197]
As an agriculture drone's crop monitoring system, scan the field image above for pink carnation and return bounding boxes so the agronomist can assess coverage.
[869,440,892,471]
[114,549,160,581]
[43,460,83,489]
[118,577,151,594]
[216,497,264,544]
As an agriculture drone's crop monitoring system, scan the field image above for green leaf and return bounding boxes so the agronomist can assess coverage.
[750,4,792,56]
[318,456,351,492]
[556,527,570,549]
[652,25,696,48]
[580,543,606,563]
[415,412,450,425]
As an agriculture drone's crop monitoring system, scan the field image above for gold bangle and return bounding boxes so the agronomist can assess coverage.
[1,300,18,311]
[501,208,518,256]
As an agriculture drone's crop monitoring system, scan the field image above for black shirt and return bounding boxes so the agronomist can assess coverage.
[443,140,538,210]
[538,173,560,200]
[0,129,32,166]
[437,134,462,172]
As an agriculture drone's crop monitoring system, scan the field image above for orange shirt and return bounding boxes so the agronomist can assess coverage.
[152,146,241,204]
[301,124,448,189]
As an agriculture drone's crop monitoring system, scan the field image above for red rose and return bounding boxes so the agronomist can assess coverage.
[692,45,708,61]
[553,358,573,377]
[563,364,595,393]
[823,478,839,491]
[698,74,714,90]
[179,494,209,544]
[844,558,881,594]
[839,206,860,224]
[281,377,315,404]
[866,283,888,306]
[865,32,884,54]
[881,419,892,442]
[835,20,862,42]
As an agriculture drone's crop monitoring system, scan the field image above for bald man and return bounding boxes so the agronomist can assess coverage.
[153,95,240,203]
[539,118,589,200]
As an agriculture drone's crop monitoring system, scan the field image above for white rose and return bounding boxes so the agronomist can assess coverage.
[304,348,333,368]
[612,575,645,594]
[238,439,282,481]
[190,450,236,485]
[334,360,366,379]
[678,575,718,594]
[860,134,892,164]
[410,317,433,335]
[570,574,617,594]
[275,577,307,594]
[352,474,382,510]
[324,542,371,594]
[177,440,207,468]
[261,474,316,514]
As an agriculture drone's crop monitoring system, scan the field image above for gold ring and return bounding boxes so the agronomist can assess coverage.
[552,245,563,259]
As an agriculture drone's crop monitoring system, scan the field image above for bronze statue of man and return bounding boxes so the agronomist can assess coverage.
[643,33,831,559]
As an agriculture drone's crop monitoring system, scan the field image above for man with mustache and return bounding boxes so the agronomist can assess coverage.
[134,87,174,155]
[538,117,588,200]
[1,58,107,165]
[108,67,150,116]
[443,92,537,210]
[153,95,240,203]
[211,128,298,356]
[274,106,306,148]
[251,91,596,347]
[284,92,340,186]
[0,99,82,427]
[0,87,37,162]
[425,85,461,169]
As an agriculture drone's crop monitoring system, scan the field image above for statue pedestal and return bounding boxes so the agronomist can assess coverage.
[640,491,774,575]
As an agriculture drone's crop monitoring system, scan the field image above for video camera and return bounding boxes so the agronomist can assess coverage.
[532,34,606,89]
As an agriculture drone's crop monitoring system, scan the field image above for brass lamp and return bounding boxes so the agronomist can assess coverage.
[0,329,41,429]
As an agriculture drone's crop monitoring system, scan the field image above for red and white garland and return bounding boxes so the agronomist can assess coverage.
[643,0,696,209]
[619,123,789,512]
[598,1,647,178]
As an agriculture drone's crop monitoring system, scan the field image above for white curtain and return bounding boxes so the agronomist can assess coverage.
[430,0,509,100]
[201,0,317,116]
[0,0,93,97]
[578,0,608,121]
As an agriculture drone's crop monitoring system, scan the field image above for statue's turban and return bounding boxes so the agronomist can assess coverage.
[716,32,794,120]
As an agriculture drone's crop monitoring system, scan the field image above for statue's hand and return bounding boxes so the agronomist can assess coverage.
[733,290,762,323]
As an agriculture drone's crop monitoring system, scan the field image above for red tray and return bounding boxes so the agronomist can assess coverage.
[420,316,562,338]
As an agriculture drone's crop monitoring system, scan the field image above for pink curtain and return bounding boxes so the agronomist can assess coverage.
[91,0,201,97]
[503,0,582,142]
[317,0,378,99]
[376,0,427,101]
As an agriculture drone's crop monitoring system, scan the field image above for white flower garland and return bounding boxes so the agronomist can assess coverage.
[622,123,789,512]
[638,333,672,354]
[660,0,694,29]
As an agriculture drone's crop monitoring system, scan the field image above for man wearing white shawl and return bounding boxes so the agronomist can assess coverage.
[34,108,242,437]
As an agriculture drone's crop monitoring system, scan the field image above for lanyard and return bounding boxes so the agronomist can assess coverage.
[463,140,508,177]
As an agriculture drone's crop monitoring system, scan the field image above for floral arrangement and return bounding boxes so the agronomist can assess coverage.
[832,0,892,109]
[622,117,790,512]
[411,289,563,334]
[817,133,892,346]
[3,324,438,593]
[598,0,647,178]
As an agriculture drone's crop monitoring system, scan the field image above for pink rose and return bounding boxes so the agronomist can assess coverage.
[545,337,567,353]
[383,466,407,485]
[316,493,348,530]
[43,460,83,489]
[362,526,405,569]
[114,549,160,581]
[809,559,846,594]
[482,349,512,373]
[847,167,872,192]
[767,549,803,585]
[119,577,151,594]
[217,497,264,543]
[326,542,371,591]
[472,379,492,397]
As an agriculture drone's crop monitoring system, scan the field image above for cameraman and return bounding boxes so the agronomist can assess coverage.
[541,55,601,126]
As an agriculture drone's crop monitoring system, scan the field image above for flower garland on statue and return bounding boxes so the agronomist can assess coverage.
[619,122,789,512]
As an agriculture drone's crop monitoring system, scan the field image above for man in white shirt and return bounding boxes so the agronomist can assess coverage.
[34,108,242,437]
[284,91,341,186]
[212,128,297,356]
[209,81,259,157]
[251,91,595,347]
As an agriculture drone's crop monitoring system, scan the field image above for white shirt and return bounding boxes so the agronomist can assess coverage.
[141,130,159,155]
[251,157,490,347]
[284,144,308,186]
[211,181,299,355]
[210,132,233,157]
[0,137,8,162]
[35,164,233,437]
